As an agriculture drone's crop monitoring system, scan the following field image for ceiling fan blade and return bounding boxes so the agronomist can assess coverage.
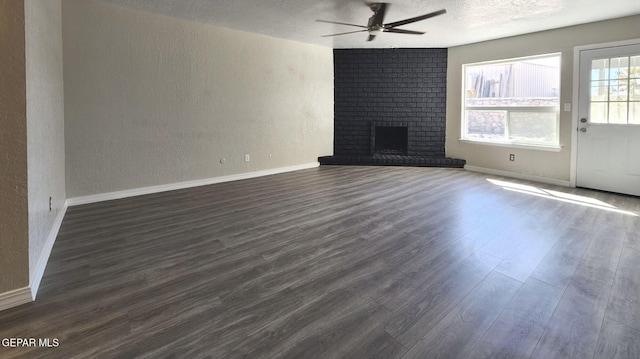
[384,9,446,28]
[315,19,368,29]
[368,3,388,26]
[384,28,425,35]
[367,34,376,42]
[322,29,369,37]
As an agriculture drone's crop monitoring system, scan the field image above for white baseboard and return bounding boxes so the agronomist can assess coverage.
[67,162,320,206]
[0,287,32,312]
[0,202,68,311]
[0,201,69,312]
[464,165,572,187]
[30,200,68,300]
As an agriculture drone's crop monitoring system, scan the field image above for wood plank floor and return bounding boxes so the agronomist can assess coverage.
[1,166,639,358]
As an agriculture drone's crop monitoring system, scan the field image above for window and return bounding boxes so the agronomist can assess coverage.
[590,55,640,124]
[462,54,561,148]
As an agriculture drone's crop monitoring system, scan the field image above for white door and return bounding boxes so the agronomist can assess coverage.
[576,43,640,196]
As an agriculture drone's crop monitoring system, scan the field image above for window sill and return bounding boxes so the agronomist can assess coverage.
[458,139,562,152]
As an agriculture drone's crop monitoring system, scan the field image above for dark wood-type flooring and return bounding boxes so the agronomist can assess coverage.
[1,166,640,358]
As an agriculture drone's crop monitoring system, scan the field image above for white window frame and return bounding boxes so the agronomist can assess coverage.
[460,53,562,150]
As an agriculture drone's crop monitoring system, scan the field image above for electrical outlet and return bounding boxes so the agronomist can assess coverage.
[509,154,515,161]
[244,154,250,162]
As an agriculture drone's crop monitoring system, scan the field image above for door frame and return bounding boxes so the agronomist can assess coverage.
[570,38,640,187]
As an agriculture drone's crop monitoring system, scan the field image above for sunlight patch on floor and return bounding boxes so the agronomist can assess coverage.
[487,178,639,217]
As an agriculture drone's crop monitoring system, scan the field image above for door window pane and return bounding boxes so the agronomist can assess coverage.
[609,57,629,79]
[590,103,608,123]
[591,81,608,101]
[591,59,609,80]
[630,102,640,125]
[630,81,640,101]
[609,102,628,124]
[631,56,640,76]
[609,80,628,101]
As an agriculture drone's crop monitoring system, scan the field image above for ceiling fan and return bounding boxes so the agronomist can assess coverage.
[317,3,446,42]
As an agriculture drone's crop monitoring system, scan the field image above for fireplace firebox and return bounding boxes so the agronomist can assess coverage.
[373,126,408,155]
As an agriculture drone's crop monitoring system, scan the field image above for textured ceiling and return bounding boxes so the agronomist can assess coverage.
[97,0,640,48]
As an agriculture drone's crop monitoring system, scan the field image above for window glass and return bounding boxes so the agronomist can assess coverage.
[589,55,640,125]
[463,54,561,147]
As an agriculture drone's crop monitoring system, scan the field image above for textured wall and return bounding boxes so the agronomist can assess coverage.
[63,0,334,198]
[0,0,29,292]
[333,48,447,157]
[25,0,65,282]
[447,15,640,181]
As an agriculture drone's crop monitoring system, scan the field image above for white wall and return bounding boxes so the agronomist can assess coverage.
[62,0,334,198]
[446,15,640,182]
[25,0,66,288]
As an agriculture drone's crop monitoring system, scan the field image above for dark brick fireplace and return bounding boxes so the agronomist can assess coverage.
[319,48,465,168]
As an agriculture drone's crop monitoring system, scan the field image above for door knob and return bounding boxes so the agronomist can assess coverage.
[580,128,587,132]
[580,118,587,123]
